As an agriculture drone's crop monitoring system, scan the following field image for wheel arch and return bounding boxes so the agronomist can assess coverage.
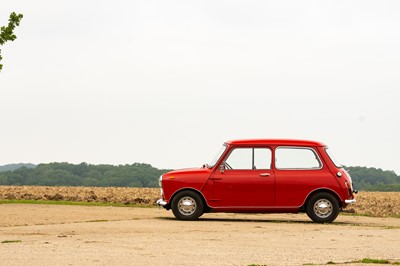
[167,188,211,212]
[301,188,343,212]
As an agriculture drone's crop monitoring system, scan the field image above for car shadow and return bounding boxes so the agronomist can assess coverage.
[155,216,354,226]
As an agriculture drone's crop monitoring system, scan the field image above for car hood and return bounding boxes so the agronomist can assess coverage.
[164,167,211,177]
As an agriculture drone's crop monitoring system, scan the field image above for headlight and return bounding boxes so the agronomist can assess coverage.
[159,175,164,197]
[158,175,163,188]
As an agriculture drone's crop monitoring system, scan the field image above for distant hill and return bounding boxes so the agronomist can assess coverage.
[346,166,400,191]
[0,163,36,172]
[0,162,170,188]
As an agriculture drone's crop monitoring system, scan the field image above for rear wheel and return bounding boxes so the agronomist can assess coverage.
[306,192,340,223]
[171,190,204,220]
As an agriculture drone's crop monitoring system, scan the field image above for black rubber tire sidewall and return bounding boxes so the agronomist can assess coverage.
[171,190,204,221]
[306,192,340,223]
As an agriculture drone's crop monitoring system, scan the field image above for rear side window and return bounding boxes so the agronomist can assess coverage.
[275,147,322,170]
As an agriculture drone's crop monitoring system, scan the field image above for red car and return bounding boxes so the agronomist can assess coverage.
[157,139,356,223]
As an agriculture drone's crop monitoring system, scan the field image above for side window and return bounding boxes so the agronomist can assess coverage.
[254,148,271,169]
[225,148,252,169]
[275,147,322,169]
[225,148,271,170]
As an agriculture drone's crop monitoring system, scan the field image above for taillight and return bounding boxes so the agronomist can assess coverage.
[345,181,354,197]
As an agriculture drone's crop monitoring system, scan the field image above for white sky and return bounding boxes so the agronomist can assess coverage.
[1,1,399,174]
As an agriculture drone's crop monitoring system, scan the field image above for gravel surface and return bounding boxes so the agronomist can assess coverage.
[1,204,399,265]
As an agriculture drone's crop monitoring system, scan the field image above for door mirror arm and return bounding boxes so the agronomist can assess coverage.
[219,164,226,173]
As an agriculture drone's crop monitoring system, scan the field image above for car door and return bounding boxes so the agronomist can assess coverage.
[210,147,275,208]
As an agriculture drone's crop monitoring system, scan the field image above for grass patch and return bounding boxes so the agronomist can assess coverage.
[85,219,109,223]
[0,199,156,208]
[1,240,22,244]
[342,212,371,217]
[326,258,397,265]
[342,212,400,219]
[358,258,390,264]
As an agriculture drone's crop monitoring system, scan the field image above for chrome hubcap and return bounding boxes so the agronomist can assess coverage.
[178,196,197,216]
[313,199,333,218]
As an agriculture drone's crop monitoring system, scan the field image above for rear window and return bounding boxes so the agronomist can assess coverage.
[275,147,322,170]
[325,147,342,168]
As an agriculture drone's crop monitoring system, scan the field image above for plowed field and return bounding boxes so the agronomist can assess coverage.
[1,186,400,217]
[0,186,159,205]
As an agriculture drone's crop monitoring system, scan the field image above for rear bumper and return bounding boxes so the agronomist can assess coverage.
[156,199,167,206]
[345,199,356,204]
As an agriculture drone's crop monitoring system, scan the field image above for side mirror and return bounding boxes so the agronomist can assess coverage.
[219,164,226,173]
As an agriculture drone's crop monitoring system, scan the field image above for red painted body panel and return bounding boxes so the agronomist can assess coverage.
[210,168,275,207]
[161,168,212,204]
[275,169,339,206]
[159,139,356,214]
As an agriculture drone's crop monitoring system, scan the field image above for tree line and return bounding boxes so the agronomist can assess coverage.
[0,162,170,188]
[0,163,399,191]
[346,166,400,192]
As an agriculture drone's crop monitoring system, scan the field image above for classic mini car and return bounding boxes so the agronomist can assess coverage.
[157,139,357,223]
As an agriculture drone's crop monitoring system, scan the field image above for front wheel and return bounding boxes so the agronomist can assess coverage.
[171,191,204,220]
[306,192,340,223]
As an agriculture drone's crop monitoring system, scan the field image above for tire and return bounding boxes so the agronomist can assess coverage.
[171,190,204,220]
[306,192,340,223]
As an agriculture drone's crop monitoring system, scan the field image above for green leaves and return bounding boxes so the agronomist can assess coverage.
[346,166,400,191]
[0,12,23,44]
[0,162,171,188]
[0,12,23,72]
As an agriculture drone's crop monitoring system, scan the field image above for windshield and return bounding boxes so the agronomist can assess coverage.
[325,147,342,168]
[207,144,227,168]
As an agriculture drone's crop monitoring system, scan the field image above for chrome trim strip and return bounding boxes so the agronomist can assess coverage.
[156,199,167,206]
[211,206,294,209]
[345,199,356,204]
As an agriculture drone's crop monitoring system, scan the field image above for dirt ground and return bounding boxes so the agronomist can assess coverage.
[0,204,399,266]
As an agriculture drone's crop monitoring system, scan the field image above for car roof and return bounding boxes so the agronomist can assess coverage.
[225,139,326,147]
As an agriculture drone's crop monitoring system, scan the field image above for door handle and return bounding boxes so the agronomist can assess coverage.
[209,177,223,180]
[259,173,271,177]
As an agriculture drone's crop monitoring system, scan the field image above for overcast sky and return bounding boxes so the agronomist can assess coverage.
[1,1,399,174]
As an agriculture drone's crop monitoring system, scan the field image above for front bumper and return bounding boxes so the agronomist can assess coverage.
[156,199,167,206]
[345,199,356,204]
